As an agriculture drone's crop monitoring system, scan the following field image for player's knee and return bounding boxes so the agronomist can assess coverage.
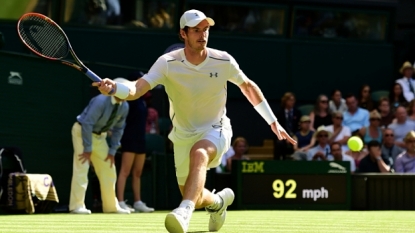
[191,148,210,164]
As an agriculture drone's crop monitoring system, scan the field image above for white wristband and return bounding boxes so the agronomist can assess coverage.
[114,82,129,99]
[254,100,278,125]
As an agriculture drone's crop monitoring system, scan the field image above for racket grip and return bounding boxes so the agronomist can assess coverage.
[85,69,102,82]
[85,69,114,94]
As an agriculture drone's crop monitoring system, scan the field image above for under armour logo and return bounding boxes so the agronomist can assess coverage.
[194,13,199,16]
[210,72,218,78]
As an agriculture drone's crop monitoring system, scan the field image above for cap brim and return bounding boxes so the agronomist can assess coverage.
[185,17,215,27]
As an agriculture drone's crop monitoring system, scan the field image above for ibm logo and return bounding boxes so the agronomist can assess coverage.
[210,72,218,78]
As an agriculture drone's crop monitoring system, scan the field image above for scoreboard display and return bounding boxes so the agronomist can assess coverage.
[232,161,351,210]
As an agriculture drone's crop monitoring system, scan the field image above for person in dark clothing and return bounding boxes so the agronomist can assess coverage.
[274,92,302,160]
[357,140,390,173]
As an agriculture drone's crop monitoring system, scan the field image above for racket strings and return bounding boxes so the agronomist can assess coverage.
[18,15,69,59]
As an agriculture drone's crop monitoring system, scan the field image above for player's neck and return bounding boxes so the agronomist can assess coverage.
[184,47,207,65]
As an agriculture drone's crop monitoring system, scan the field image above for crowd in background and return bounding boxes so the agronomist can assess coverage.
[218,61,415,175]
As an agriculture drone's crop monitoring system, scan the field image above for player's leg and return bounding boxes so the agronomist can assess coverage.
[203,127,235,232]
[131,153,154,212]
[183,139,217,206]
[69,123,91,214]
[165,139,216,233]
[116,151,134,211]
[90,135,129,214]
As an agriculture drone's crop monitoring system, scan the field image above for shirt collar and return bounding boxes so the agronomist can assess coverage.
[180,48,210,70]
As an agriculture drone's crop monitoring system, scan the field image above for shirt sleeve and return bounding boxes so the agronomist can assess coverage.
[142,56,168,89]
[228,54,248,86]
[80,97,106,153]
[394,156,404,173]
[108,104,129,156]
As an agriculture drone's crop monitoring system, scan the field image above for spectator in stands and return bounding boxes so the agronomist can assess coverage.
[216,146,234,173]
[394,131,415,173]
[274,92,302,160]
[381,128,404,167]
[358,84,375,111]
[307,126,332,161]
[406,99,415,124]
[389,83,408,113]
[226,137,250,172]
[396,61,415,102]
[309,94,332,131]
[359,110,383,144]
[345,135,368,170]
[329,142,356,173]
[357,140,390,173]
[292,116,315,160]
[343,93,370,134]
[378,97,394,128]
[329,89,347,113]
[106,0,121,25]
[326,111,351,151]
[388,106,415,148]
[117,75,154,213]
[144,92,159,134]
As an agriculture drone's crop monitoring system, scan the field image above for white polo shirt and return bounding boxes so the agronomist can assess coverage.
[142,48,248,132]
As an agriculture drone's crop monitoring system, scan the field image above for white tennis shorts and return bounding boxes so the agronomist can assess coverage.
[168,125,232,185]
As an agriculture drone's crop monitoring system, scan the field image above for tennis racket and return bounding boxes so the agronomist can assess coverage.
[17,13,103,84]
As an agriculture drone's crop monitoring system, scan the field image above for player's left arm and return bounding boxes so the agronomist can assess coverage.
[238,78,296,145]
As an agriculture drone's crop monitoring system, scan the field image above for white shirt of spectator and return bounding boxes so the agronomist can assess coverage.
[325,125,351,151]
[329,99,347,113]
[396,77,415,102]
[216,147,235,173]
[328,153,356,172]
[142,48,248,132]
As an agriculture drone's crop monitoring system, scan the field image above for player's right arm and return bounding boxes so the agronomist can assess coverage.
[94,76,151,100]
[94,57,167,100]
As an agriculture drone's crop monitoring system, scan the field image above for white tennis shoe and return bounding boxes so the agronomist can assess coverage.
[134,201,155,213]
[70,207,91,214]
[207,188,235,232]
[119,201,135,212]
[165,206,192,233]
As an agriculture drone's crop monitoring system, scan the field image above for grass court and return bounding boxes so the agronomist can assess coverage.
[0,210,412,232]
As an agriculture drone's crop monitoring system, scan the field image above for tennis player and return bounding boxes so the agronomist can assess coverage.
[94,9,296,233]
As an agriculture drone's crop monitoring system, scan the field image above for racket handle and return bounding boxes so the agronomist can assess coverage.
[85,69,102,82]
[85,69,114,94]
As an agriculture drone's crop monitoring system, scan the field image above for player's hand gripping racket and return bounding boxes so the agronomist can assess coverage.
[17,13,111,91]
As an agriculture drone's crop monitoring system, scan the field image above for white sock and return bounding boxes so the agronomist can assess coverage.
[179,200,195,211]
[207,194,223,211]
[119,201,125,205]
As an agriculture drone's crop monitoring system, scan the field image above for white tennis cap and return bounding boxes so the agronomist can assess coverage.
[180,9,215,29]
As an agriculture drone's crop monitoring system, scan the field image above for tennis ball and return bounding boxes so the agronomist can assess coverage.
[347,136,363,151]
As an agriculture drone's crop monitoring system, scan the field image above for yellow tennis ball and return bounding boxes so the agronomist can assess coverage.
[347,136,363,151]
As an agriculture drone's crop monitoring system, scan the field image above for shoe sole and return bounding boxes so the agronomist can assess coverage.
[70,212,91,214]
[165,213,186,233]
